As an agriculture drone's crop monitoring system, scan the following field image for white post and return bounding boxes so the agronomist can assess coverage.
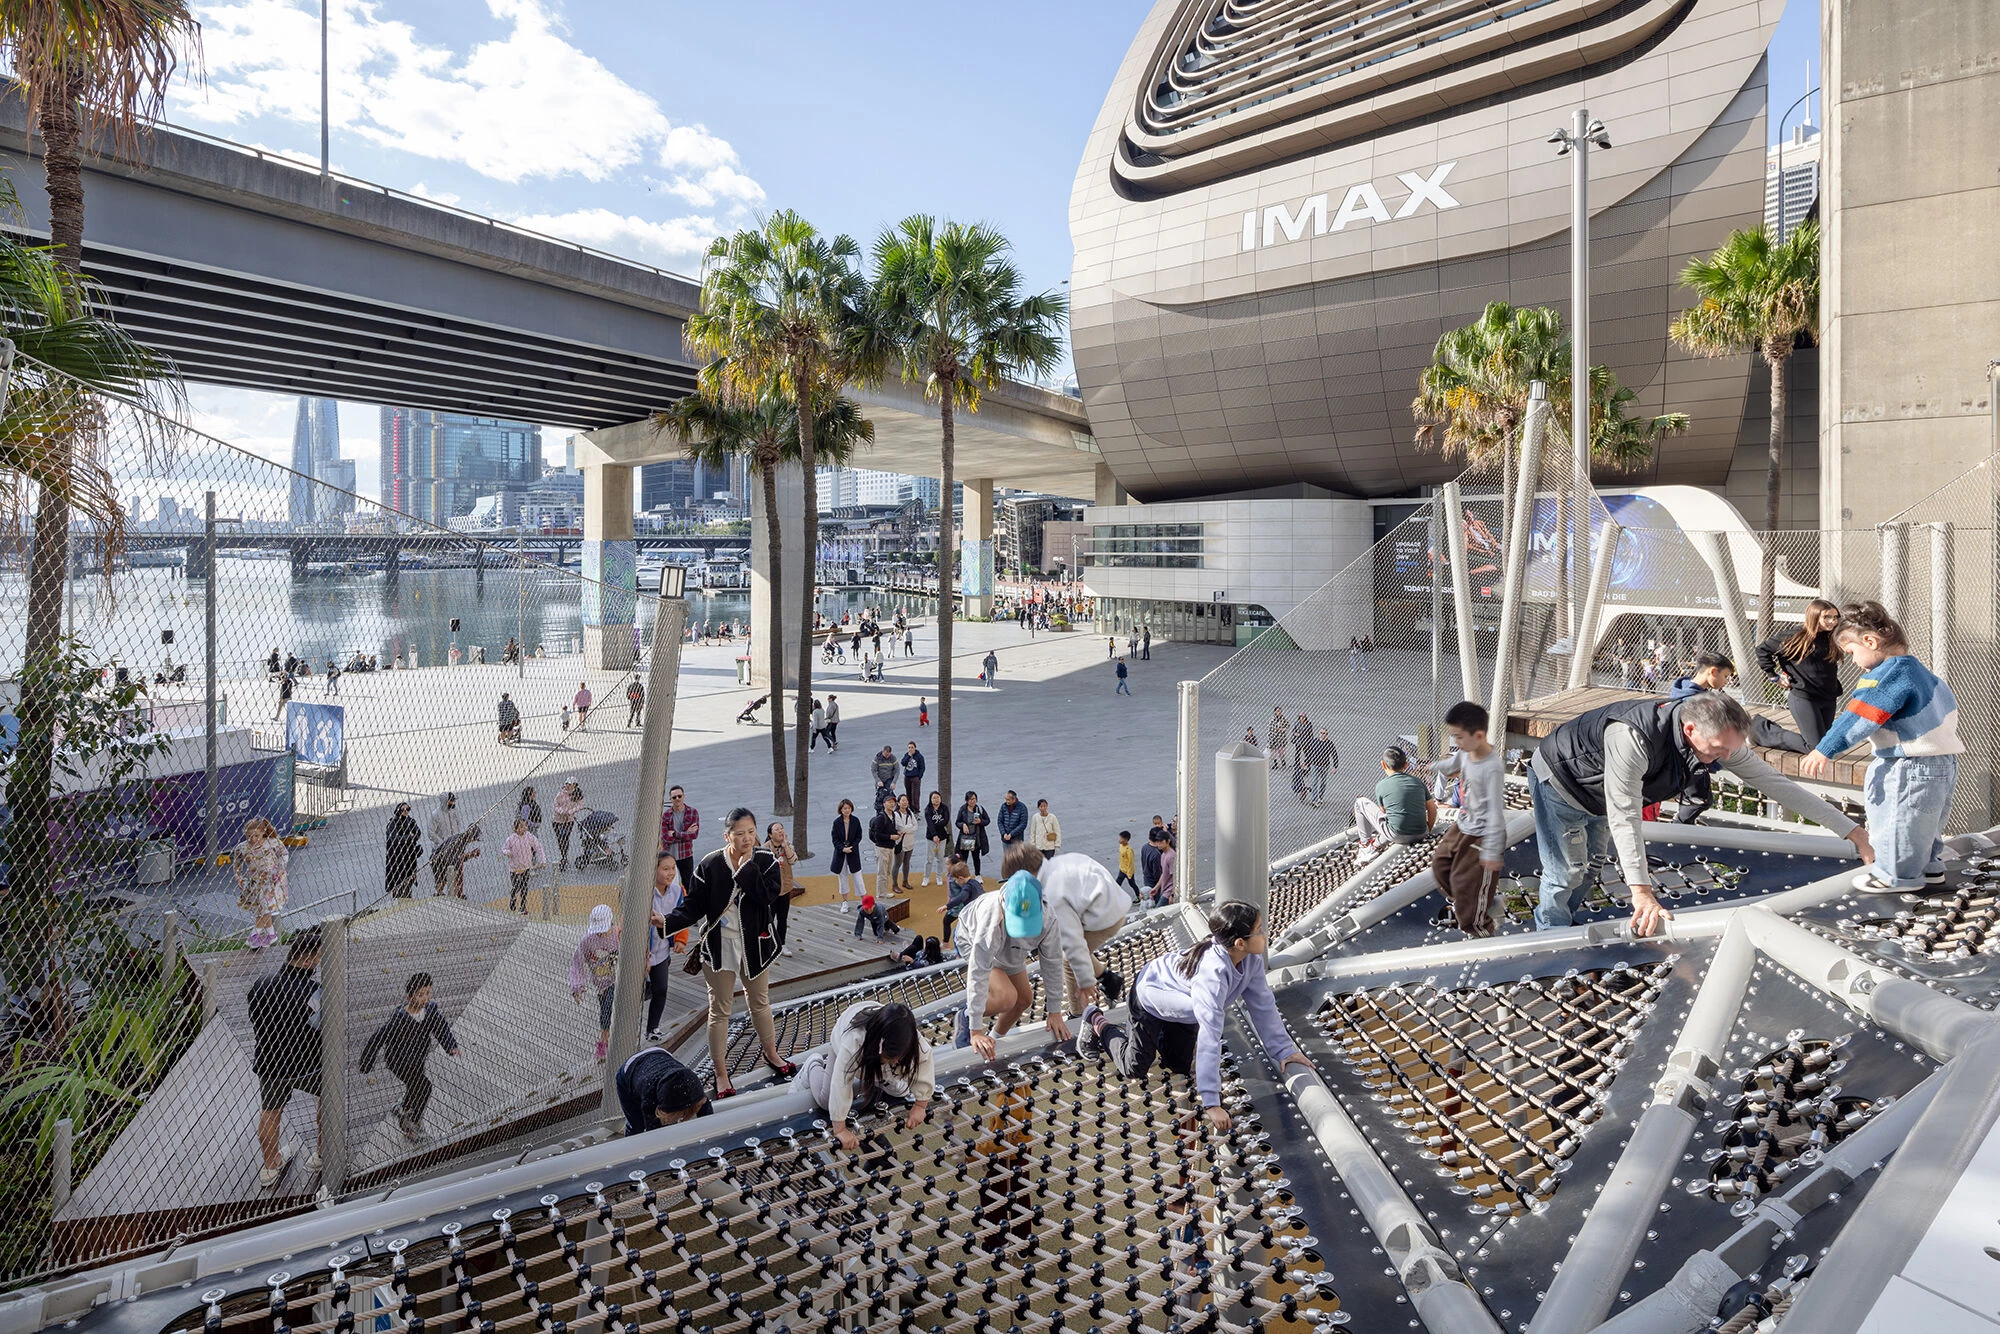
[1567,523,1623,689]
[1879,520,1909,626]
[1487,384,1549,730]
[1214,740,1269,919]
[603,591,690,1112]
[1442,479,1480,702]
[51,1118,72,1215]
[1176,680,1200,904]
[1930,521,1953,681]
[1689,531,1758,704]
[317,914,349,1195]
[159,909,180,986]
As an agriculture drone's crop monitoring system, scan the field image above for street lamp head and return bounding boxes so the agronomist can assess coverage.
[1588,122,1613,149]
[1547,129,1571,153]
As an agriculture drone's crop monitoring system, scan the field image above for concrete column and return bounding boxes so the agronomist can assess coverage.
[749,461,807,688]
[1214,741,1269,918]
[1093,462,1126,508]
[961,477,996,620]
[580,464,637,671]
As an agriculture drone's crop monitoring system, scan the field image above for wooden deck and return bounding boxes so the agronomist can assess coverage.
[1505,687,1873,787]
[55,893,910,1257]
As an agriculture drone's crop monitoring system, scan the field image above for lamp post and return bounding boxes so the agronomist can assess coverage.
[1549,110,1612,642]
[1772,87,1818,243]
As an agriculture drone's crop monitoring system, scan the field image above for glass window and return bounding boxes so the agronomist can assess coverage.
[1085,522,1205,569]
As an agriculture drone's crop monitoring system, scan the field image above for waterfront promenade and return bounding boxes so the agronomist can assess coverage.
[138,619,1228,941]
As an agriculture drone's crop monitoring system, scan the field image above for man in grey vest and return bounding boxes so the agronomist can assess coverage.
[1530,691,1873,936]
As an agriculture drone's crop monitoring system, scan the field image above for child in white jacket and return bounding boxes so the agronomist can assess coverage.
[1031,848,1129,1016]
[794,1001,934,1150]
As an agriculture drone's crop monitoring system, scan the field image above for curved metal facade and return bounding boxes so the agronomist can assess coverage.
[1071,0,1782,502]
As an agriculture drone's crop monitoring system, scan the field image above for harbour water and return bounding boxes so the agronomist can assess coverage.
[7,558,943,679]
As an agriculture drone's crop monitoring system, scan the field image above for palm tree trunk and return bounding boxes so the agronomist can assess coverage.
[936,391,956,804]
[17,79,88,1042]
[791,390,819,857]
[760,457,792,816]
[1758,349,1785,646]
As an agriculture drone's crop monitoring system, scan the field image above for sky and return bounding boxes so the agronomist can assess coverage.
[155,0,1820,504]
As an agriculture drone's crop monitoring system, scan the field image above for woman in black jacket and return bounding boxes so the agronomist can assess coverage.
[653,806,794,1097]
[954,790,991,875]
[385,802,423,898]
[923,791,952,885]
[1756,598,1844,745]
[829,799,864,908]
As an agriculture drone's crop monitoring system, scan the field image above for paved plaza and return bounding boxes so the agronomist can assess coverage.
[142,617,1234,939]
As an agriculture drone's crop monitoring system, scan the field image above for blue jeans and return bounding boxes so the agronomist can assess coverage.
[1116,677,1130,694]
[1863,753,1957,887]
[1311,765,1329,803]
[1532,769,1611,930]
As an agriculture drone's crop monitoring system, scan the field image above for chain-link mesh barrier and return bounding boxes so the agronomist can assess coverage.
[0,355,688,1285]
[1193,425,1610,889]
[1190,434,2000,885]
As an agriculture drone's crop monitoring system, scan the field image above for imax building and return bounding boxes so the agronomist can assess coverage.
[1070,0,1800,644]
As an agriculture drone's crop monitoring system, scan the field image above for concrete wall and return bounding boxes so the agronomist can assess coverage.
[1821,0,2000,830]
[1820,0,1999,531]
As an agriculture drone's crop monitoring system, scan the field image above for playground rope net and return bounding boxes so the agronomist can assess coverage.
[155,1047,1348,1334]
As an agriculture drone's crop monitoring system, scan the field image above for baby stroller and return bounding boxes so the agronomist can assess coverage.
[575,808,628,870]
[736,695,769,725]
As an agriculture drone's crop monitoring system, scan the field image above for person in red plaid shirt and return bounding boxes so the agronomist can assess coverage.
[661,785,700,889]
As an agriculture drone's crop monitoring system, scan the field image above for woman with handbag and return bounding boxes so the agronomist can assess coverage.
[652,807,796,1098]
[954,790,992,876]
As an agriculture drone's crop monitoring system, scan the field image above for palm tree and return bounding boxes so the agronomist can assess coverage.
[687,212,884,854]
[1671,221,1819,644]
[1413,302,1567,566]
[871,217,1066,800]
[657,385,872,819]
[0,2,197,1027]
[0,227,181,1042]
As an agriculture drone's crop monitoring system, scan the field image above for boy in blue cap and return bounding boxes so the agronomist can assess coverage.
[951,844,1071,1058]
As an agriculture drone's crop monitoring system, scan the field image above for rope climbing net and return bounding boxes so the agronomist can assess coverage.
[1312,962,1672,1217]
[162,1048,1349,1334]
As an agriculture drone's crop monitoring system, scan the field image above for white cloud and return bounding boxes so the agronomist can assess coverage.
[509,207,724,271]
[180,0,764,207]
[407,181,462,207]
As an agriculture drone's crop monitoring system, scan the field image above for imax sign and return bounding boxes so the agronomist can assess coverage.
[1240,162,1459,251]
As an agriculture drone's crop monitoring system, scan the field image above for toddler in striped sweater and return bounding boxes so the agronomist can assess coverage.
[1801,600,1959,893]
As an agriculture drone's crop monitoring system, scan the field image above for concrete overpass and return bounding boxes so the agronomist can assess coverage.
[579,375,1106,674]
[0,98,700,427]
[0,102,1102,669]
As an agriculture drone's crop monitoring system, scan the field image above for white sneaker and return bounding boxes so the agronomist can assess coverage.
[258,1141,296,1189]
[838,903,848,912]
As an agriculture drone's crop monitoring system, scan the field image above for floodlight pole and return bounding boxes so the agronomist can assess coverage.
[1554,109,1608,641]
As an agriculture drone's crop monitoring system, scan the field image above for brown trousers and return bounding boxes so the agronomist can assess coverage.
[1430,825,1499,936]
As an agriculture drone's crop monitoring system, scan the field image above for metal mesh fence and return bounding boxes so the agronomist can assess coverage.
[1191,434,2000,883]
[1193,417,1611,888]
[0,355,685,1284]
